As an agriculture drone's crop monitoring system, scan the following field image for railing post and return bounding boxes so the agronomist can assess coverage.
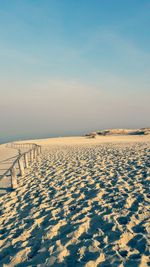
[11,166,18,188]
[27,152,30,166]
[32,149,35,160]
[37,146,39,155]
[30,150,34,162]
[39,146,41,154]
[18,157,25,176]
[30,150,32,162]
[24,153,29,168]
[34,148,37,159]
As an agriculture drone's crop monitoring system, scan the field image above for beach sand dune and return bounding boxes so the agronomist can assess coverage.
[0,137,150,266]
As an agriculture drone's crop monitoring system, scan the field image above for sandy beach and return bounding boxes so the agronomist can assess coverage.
[0,135,150,266]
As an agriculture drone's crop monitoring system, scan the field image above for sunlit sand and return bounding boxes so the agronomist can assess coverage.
[0,135,150,266]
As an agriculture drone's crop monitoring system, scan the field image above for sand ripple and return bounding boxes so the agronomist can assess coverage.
[0,142,150,266]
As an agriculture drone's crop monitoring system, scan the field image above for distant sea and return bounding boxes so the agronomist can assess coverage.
[0,135,55,145]
[0,132,84,145]
[0,135,57,145]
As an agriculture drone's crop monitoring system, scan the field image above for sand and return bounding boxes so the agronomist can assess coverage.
[0,136,150,266]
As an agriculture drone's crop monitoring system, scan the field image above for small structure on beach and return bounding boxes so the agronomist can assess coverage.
[0,143,41,191]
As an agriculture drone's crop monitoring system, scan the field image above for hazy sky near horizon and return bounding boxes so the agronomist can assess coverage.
[0,0,150,141]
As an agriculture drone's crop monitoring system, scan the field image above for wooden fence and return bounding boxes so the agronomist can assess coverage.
[0,142,41,189]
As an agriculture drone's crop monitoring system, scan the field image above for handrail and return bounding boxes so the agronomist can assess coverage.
[0,142,42,189]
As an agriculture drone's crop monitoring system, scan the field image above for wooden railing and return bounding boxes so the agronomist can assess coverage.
[0,142,41,189]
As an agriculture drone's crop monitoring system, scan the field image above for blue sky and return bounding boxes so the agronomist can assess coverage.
[0,0,150,141]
